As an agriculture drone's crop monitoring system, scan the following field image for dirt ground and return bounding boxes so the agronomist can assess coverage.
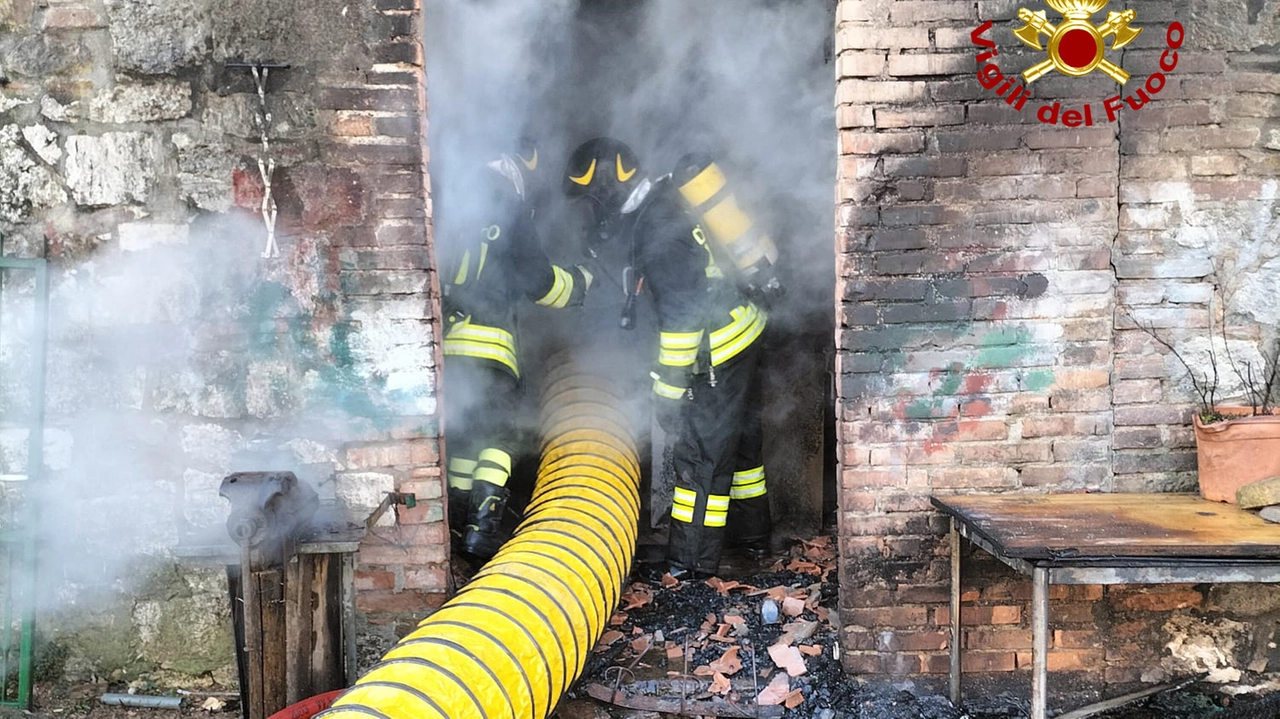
[14,535,1280,719]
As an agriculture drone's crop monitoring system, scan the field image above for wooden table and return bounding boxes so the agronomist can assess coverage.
[932,493,1280,719]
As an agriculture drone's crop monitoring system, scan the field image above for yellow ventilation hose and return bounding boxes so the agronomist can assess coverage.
[319,360,640,719]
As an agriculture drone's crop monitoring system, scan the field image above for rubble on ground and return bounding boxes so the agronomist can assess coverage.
[570,536,974,718]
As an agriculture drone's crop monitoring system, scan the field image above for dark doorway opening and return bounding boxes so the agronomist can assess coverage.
[425,0,839,572]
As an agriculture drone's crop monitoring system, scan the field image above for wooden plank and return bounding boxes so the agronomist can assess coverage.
[284,556,313,704]
[932,494,1280,560]
[240,554,265,719]
[312,555,344,693]
[259,569,288,717]
[225,566,251,718]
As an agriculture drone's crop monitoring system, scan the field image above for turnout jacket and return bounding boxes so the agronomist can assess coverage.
[622,177,767,400]
[442,156,591,378]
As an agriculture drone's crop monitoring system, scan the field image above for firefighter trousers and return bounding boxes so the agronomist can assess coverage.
[667,342,771,575]
[443,358,520,532]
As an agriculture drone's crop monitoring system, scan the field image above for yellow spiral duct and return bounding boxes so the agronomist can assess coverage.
[319,360,640,719]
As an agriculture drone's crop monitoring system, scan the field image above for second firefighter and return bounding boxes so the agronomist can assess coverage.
[562,137,773,579]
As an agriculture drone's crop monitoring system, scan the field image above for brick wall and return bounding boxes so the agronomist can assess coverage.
[0,0,444,679]
[835,0,1280,692]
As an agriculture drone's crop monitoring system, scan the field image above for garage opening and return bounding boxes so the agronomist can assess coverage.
[424,0,839,570]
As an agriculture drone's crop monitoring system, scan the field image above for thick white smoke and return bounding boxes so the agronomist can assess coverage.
[423,0,838,522]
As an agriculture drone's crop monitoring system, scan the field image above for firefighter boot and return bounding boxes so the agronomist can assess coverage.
[462,480,510,560]
[732,497,773,561]
[447,487,469,550]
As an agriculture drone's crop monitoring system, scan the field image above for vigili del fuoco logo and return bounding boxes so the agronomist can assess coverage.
[970,0,1185,126]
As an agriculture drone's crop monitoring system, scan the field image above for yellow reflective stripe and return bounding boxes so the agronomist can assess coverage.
[710,304,765,365]
[536,266,573,308]
[448,458,477,491]
[705,494,729,526]
[443,342,519,375]
[704,495,729,527]
[671,487,697,524]
[577,265,593,290]
[476,242,490,278]
[449,458,478,475]
[477,448,513,474]
[709,305,760,346]
[660,331,703,349]
[449,321,515,345]
[444,320,519,375]
[453,250,471,285]
[731,467,767,499]
[652,376,686,400]
[474,465,510,486]
[659,330,703,367]
[658,349,697,366]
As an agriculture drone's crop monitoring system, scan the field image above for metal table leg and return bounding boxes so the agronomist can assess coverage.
[1031,566,1049,719]
[950,518,961,705]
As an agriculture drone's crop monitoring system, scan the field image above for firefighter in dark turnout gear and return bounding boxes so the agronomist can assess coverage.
[563,137,772,579]
[443,148,593,559]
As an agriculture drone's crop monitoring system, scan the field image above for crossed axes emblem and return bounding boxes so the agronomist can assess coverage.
[1014,0,1142,84]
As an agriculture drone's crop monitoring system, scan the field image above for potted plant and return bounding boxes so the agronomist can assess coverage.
[1130,301,1280,504]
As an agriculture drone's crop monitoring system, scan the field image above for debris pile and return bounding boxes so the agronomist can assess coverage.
[572,536,970,718]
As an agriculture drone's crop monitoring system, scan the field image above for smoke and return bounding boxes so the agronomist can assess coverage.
[425,0,836,321]
[1,0,838,604]
[0,215,406,612]
[424,0,837,423]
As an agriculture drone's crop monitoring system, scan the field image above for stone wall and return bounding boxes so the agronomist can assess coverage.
[835,0,1280,695]
[0,0,443,682]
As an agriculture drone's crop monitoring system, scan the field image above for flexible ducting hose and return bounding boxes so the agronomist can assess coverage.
[318,360,640,719]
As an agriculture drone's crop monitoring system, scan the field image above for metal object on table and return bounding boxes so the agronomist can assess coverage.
[935,493,1280,719]
[220,471,318,561]
[214,471,355,719]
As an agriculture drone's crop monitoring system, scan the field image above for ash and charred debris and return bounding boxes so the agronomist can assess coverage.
[572,535,977,719]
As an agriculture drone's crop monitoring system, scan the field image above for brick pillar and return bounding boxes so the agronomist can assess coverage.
[314,0,450,621]
[834,0,1118,679]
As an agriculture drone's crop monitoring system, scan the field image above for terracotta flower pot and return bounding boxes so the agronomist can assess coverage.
[1193,410,1280,503]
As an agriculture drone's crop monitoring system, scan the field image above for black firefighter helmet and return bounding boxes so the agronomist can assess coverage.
[562,137,642,244]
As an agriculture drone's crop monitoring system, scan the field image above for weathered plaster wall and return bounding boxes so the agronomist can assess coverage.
[0,0,443,683]
[835,0,1280,697]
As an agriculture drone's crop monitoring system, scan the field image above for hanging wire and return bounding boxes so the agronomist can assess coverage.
[250,66,279,259]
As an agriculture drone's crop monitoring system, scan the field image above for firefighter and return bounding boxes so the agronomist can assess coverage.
[442,142,593,560]
[562,137,772,579]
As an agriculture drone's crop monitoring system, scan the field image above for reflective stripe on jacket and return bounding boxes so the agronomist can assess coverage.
[443,316,519,377]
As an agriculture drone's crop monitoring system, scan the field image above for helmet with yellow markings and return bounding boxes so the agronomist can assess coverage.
[562,137,642,229]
